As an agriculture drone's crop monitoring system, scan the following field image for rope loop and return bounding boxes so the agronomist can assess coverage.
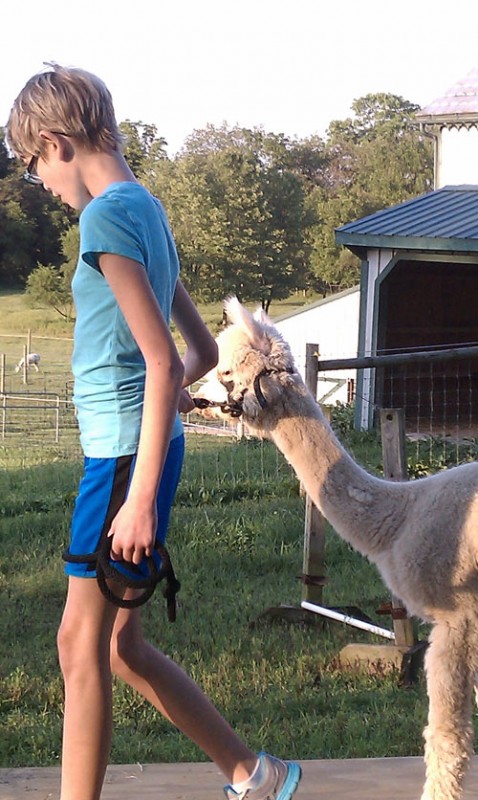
[62,538,181,619]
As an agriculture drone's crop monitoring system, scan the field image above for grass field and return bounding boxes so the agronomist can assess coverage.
[0,426,437,770]
[0,288,472,770]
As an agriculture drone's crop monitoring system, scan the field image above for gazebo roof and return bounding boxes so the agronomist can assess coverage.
[335,185,478,255]
[416,68,478,127]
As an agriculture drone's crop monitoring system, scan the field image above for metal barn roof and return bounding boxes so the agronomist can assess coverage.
[335,185,478,254]
[416,68,478,126]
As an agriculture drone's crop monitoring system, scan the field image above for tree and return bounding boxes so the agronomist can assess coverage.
[60,224,80,286]
[24,225,79,320]
[25,263,75,320]
[0,198,36,285]
[152,125,312,310]
[308,93,434,290]
[0,134,71,286]
[120,120,168,181]
[0,129,10,178]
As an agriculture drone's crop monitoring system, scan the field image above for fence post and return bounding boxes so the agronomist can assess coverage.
[380,408,417,648]
[0,353,5,394]
[302,343,326,604]
[22,343,28,385]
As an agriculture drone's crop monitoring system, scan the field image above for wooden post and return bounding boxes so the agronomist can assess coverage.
[302,344,326,604]
[0,353,5,395]
[380,409,417,648]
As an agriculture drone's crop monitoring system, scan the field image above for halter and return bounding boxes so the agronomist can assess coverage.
[252,367,296,408]
[194,367,296,415]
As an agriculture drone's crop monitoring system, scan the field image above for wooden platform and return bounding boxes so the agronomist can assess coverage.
[1,757,478,799]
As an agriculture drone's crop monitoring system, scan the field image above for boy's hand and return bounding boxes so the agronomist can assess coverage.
[178,388,195,414]
[107,498,157,565]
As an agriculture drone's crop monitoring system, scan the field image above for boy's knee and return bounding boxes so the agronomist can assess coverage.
[57,618,81,676]
[57,615,109,678]
[110,627,145,678]
[110,631,134,678]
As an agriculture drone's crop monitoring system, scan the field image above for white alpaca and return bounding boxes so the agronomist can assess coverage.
[197,297,478,800]
[15,353,40,373]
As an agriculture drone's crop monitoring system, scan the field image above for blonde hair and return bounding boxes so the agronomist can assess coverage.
[6,63,124,160]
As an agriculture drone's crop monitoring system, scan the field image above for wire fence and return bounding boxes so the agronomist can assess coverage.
[2,343,478,474]
[315,344,478,469]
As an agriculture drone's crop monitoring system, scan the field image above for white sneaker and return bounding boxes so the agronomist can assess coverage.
[224,752,302,800]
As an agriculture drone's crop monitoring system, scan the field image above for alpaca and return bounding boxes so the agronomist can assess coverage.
[196,296,478,800]
[15,352,40,372]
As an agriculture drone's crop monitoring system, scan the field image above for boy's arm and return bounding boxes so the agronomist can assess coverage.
[99,253,184,565]
[171,279,218,411]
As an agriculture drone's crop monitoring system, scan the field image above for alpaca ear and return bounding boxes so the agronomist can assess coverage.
[253,306,271,325]
[224,296,271,354]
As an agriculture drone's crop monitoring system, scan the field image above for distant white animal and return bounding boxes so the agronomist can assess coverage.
[15,353,41,373]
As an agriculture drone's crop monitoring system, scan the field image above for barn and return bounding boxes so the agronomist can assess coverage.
[335,68,478,430]
[272,70,478,429]
[273,286,360,405]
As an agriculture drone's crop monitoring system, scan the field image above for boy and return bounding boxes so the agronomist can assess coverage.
[6,64,302,800]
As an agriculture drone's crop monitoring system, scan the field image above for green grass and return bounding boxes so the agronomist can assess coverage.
[0,432,435,769]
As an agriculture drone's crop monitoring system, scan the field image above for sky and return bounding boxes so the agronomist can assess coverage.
[2,0,478,156]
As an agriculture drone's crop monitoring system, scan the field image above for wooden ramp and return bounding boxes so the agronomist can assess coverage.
[1,756,478,799]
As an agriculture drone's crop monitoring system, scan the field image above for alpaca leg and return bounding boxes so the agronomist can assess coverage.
[421,620,475,800]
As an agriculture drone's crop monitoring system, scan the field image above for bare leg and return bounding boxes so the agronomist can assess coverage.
[421,619,475,800]
[57,577,120,800]
[110,597,257,784]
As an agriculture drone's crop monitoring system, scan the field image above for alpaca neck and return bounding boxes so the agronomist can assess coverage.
[267,388,404,558]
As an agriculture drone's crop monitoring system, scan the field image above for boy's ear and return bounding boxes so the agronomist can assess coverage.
[38,130,72,161]
[38,129,58,146]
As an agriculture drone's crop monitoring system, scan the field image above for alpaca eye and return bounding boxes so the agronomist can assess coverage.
[222,370,231,377]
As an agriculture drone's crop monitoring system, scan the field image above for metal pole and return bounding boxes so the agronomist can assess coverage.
[301,601,396,640]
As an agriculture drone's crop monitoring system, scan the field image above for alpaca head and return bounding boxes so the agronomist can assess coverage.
[198,296,298,427]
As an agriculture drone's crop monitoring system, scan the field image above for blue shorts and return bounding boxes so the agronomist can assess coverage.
[65,434,185,579]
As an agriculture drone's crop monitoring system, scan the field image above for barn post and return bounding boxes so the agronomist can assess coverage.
[379,408,417,648]
[301,343,327,604]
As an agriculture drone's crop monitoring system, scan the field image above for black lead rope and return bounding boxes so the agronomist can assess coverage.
[192,397,243,417]
[62,537,181,619]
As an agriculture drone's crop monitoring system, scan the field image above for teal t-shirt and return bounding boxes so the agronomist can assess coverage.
[72,181,183,457]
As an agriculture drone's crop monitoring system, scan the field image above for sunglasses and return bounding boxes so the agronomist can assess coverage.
[24,154,43,185]
[23,132,71,186]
